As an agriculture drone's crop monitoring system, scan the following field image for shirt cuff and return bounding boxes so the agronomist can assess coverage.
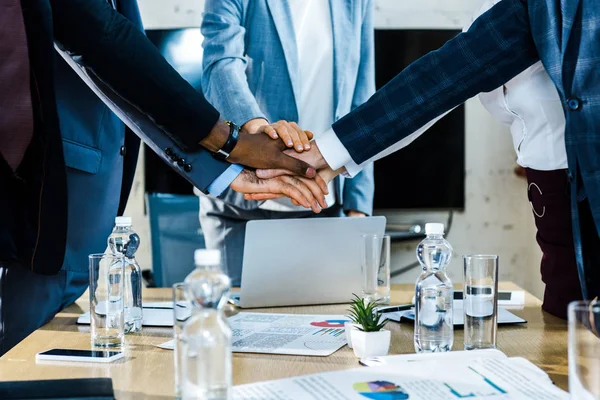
[206,164,244,196]
[315,128,361,177]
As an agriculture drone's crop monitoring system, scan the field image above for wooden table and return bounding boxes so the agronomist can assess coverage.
[0,283,568,399]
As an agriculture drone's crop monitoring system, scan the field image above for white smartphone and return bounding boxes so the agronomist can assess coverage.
[35,349,124,363]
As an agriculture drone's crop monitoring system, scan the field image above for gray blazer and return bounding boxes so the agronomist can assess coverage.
[200,0,375,214]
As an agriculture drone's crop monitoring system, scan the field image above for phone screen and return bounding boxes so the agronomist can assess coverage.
[39,349,121,358]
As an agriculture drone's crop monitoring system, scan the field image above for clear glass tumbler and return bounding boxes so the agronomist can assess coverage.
[569,300,600,399]
[89,253,125,348]
[362,234,391,304]
[463,255,499,350]
[173,282,193,399]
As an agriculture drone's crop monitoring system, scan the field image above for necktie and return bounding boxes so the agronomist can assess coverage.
[0,0,34,171]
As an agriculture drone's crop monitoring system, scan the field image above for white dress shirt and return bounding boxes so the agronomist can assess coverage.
[472,0,567,170]
[260,0,337,211]
[316,0,567,176]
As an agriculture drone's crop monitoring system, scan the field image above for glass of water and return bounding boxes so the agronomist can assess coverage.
[569,300,600,399]
[173,282,193,399]
[463,255,499,350]
[89,254,125,348]
[362,234,391,304]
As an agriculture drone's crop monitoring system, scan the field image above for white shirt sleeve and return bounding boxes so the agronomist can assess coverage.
[316,110,453,177]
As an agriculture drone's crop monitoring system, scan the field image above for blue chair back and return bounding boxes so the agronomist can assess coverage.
[146,193,205,287]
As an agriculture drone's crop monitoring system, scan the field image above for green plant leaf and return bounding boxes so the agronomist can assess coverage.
[346,293,388,332]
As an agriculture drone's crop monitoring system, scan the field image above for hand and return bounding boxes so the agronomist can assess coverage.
[244,119,313,153]
[254,141,329,180]
[231,169,328,213]
[200,120,316,177]
[243,166,340,203]
[346,210,367,218]
[258,121,313,153]
[241,118,269,134]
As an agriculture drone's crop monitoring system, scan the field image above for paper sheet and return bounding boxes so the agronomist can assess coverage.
[233,357,568,399]
[385,301,526,326]
[359,349,507,367]
[77,301,192,327]
[156,313,350,356]
[230,313,349,356]
[78,308,174,327]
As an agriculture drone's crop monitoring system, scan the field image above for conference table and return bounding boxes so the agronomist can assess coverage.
[0,283,568,399]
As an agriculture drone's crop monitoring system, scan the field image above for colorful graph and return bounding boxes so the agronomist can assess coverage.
[353,381,410,400]
[312,328,345,337]
[310,319,349,328]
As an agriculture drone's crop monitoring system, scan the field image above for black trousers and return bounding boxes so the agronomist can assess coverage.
[526,168,583,319]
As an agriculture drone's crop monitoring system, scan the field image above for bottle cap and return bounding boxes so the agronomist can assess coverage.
[425,223,444,235]
[194,249,221,266]
[115,216,132,227]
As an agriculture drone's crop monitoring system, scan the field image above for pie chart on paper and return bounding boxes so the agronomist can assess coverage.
[310,320,349,328]
[353,381,410,400]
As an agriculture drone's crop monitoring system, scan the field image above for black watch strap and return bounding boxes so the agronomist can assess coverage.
[214,121,240,160]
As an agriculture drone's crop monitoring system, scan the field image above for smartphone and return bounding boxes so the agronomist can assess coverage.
[35,349,124,363]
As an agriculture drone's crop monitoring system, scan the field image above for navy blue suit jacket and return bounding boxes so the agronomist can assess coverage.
[53,0,143,274]
[331,0,600,299]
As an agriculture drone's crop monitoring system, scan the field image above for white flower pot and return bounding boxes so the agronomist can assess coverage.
[344,322,358,349]
[351,329,391,358]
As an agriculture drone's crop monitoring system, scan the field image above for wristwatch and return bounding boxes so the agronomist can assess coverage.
[214,120,240,160]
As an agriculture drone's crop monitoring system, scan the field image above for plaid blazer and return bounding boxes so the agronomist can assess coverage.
[332,0,600,299]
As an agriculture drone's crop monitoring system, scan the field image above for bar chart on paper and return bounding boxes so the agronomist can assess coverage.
[228,313,350,356]
[443,367,506,398]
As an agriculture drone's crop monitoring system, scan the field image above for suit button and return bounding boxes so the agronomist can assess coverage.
[568,172,574,183]
[184,164,192,172]
[120,145,126,156]
[165,148,173,156]
[567,98,581,111]
[171,154,179,162]
[177,158,186,167]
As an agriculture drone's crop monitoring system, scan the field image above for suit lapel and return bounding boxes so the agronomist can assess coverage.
[561,0,581,56]
[266,0,300,110]
[330,0,352,117]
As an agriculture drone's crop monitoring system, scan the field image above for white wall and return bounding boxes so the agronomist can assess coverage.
[128,0,543,298]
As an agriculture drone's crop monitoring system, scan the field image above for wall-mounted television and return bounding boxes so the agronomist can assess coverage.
[373,29,465,210]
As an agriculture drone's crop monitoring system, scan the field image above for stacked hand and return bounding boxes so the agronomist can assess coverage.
[217,119,327,213]
[205,118,347,213]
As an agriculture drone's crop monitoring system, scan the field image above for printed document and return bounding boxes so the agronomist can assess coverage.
[233,356,568,399]
[156,312,350,356]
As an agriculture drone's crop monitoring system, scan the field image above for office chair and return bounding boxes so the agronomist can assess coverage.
[145,193,206,287]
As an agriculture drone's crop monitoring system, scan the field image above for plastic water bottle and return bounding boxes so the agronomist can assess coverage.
[107,216,143,333]
[181,249,232,400]
[414,223,454,353]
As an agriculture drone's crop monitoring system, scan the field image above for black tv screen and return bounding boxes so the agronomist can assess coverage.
[372,30,465,210]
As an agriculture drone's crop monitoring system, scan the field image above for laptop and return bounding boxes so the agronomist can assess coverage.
[230,216,387,308]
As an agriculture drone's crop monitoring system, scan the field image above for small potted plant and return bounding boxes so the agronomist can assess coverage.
[347,294,391,358]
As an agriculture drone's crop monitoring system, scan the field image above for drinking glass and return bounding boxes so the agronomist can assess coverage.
[569,300,600,399]
[362,234,391,304]
[89,254,125,348]
[173,282,193,399]
[463,255,499,350]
